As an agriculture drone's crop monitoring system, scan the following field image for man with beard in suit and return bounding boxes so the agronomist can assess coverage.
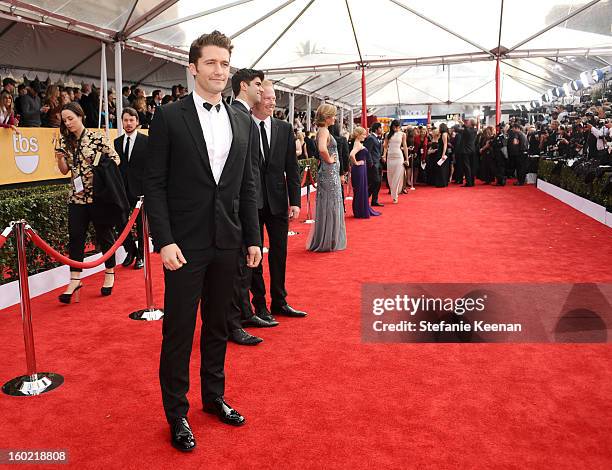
[114,107,147,269]
[364,122,384,207]
[145,31,261,452]
[250,80,306,323]
[227,68,278,346]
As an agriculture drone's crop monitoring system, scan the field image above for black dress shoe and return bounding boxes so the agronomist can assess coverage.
[203,397,245,426]
[272,304,307,317]
[254,306,277,324]
[134,258,144,269]
[372,202,384,207]
[170,417,196,452]
[243,314,278,328]
[229,328,263,345]
[122,250,135,267]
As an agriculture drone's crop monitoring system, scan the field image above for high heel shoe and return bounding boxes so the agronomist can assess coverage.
[101,272,114,296]
[59,278,83,304]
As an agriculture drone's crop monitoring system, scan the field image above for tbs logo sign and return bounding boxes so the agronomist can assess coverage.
[12,134,40,174]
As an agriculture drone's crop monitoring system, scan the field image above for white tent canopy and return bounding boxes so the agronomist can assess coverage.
[1,0,611,109]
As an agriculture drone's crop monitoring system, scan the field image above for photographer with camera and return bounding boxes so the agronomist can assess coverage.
[586,118,612,164]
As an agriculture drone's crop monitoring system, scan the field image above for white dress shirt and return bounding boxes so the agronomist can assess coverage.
[192,91,233,184]
[252,115,271,158]
[123,130,138,161]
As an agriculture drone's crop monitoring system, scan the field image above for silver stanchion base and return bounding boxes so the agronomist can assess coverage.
[304,220,315,224]
[2,372,64,397]
[410,187,416,191]
[129,308,164,321]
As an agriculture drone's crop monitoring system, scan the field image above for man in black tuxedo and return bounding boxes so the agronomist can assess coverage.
[144,31,262,452]
[250,80,306,322]
[227,68,277,347]
[364,122,384,207]
[114,107,147,269]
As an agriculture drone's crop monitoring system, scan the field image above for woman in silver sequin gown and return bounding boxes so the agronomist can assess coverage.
[306,104,347,252]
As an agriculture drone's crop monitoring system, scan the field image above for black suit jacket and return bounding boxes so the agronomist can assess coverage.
[232,100,264,209]
[364,134,382,166]
[144,94,260,251]
[331,132,350,175]
[79,94,98,129]
[260,117,301,215]
[114,132,148,201]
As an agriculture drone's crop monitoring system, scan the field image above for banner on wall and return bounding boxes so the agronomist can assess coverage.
[0,128,148,187]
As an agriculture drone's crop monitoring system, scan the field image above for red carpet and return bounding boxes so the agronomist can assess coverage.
[1,182,611,469]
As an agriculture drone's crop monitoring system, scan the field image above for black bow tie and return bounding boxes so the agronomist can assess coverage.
[203,102,221,112]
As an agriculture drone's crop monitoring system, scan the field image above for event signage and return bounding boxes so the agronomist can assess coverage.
[0,128,138,186]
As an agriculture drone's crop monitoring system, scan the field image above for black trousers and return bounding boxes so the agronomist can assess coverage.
[495,154,507,185]
[453,154,464,183]
[228,247,252,331]
[160,246,240,423]
[482,154,496,183]
[68,203,116,273]
[120,204,144,259]
[251,204,289,310]
[368,163,382,204]
[515,153,528,184]
[461,153,474,186]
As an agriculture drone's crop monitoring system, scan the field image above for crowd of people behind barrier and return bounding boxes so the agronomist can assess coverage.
[0,76,192,131]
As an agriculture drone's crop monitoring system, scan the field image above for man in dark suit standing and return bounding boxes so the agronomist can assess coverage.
[364,122,384,207]
[145,31,261,452]
[460,118,477,187]
[227,68,277,346]
[114,107,147,268]
[250,80,306,322]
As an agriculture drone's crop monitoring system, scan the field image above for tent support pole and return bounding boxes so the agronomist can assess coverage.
[361,66,367,128]
[495,57,501,126]
[114,41,123,136]
[306,95,312,132]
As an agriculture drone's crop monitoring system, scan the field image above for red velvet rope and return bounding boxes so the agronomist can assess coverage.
[26,204,142,270]
[0,225,13,250]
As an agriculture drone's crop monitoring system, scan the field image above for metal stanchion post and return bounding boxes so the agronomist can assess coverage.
[129,204,164,321]
[345,170,353,201]
[410,154,416,190]
[2,221,64,396]
[304,167,315,224]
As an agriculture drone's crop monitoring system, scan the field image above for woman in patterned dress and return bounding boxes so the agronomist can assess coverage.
[54,102,121,303]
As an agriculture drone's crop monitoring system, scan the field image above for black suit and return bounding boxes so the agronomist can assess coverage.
[79,94,98,129]
[114,132,148,258]
[144,93,260,423]
[250,117,301,311]
[228,100,264,329]
[364,134,382,204]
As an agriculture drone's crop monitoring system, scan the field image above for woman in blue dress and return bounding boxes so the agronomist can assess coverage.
[350,127,381,218]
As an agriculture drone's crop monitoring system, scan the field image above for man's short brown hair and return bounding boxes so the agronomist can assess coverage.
[189,30,233,64]
[121,107,139,121]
